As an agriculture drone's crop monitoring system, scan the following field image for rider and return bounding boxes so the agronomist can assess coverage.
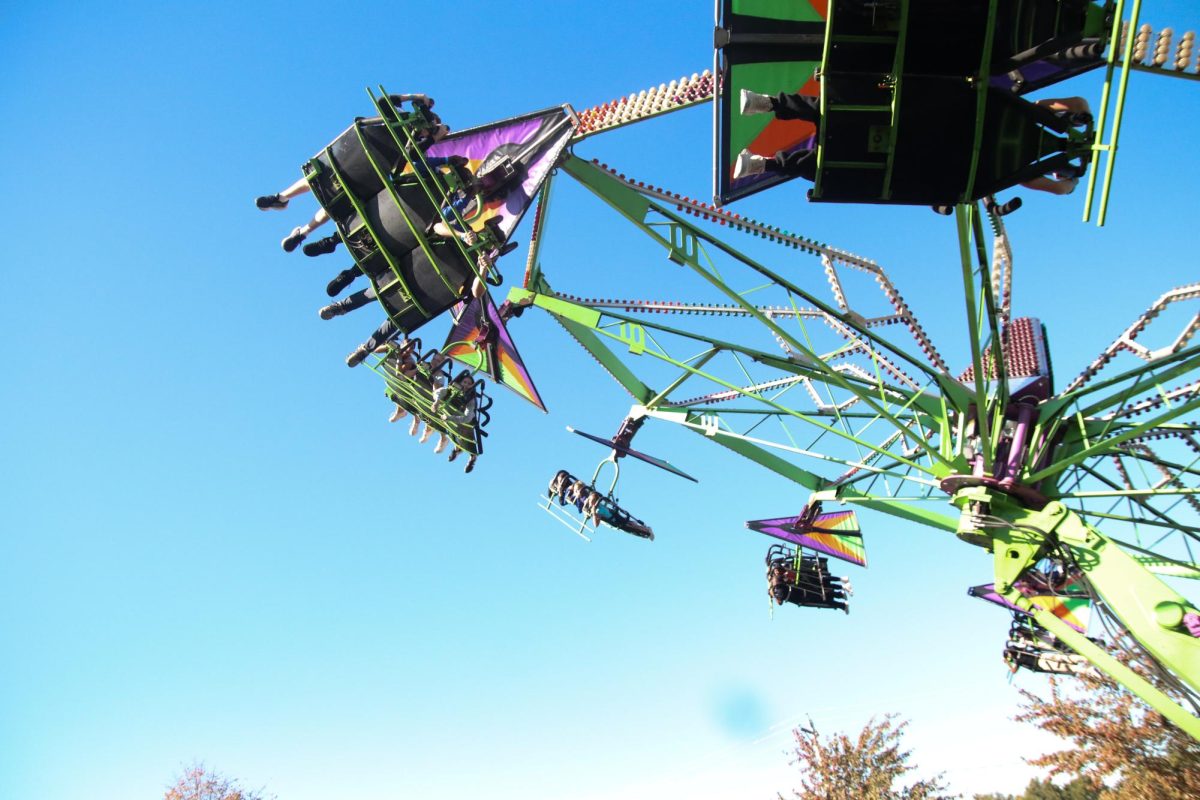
[255,94,447,252]
[380,339,420,423]
[343,233,511,367]
[730,89,821,182]
[430,372,478,459]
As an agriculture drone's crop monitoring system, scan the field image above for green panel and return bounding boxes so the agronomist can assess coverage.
[732,0,824,23]
[728,61,820,158]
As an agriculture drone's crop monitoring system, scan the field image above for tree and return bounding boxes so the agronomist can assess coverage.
[1020,777,1099,800]
[973,777,1099,800]
[1014,657,1200,800]
[164,764,273,800]
[781,713,957,800]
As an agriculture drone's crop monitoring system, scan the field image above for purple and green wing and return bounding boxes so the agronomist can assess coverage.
[444,295,547,412]
[746,511,867,567]
[968,582,1091,633]
[423,105,576,241]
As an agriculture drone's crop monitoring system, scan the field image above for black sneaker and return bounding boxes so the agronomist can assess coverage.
[345,345,370,368]
[326,269,357,298]
[496,240,519,258]
[256,194,288,211]
[931,205,954,216]
[303,236,340,257]
[484,216,506,240]
[282,227,305,252]
[985,196,1022,217]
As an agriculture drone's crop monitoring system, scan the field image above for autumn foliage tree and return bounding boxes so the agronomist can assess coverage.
[1014,657,1200,800]
[973,776,1099,800]
[781,713,957,800]
[164,764,272,800]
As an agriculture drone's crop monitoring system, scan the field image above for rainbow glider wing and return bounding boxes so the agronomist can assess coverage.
[444,294,547,412]
[424,105,576,242]
[745,508,867,568]
[968,581,1091,634]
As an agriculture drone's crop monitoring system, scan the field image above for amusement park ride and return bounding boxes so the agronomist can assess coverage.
[262,1,1200,740]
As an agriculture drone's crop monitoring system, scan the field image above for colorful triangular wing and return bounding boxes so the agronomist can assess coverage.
[444,297,489,372]
[806,509,860,535]
[746,516,805,544]
[424,106,576,241]
[793,530,867,567]
[968,583,1022,613]
[1023,584,1091,634]
[968,581,1091,633]
[444,294,547,412]
[746,514,867,567]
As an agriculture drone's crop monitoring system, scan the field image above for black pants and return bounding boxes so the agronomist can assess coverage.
[330,285,377,315]
[767,148,816,181]
[772,92,821,124]
[362,317,400,352]
[763,93,820,180]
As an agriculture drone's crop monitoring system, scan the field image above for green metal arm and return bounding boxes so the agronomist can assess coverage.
[955,487,1200,739]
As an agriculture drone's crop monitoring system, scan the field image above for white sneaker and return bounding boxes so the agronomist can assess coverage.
[739,89,774,116]
[732,150,767,180]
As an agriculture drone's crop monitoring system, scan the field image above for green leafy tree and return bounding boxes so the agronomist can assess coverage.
[1014,656,1200,800]
[164,764,273,800]
[781,713,957,800]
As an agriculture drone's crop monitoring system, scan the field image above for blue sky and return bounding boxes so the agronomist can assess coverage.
[3,2,1199,798]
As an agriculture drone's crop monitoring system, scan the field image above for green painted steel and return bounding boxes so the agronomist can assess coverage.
[879,0,911,200]
[371,91,497,283]
[524,136,1200,737]
[1083,0,1142,226]
[1095,0,1143,226]
[563,155,972,410]
[952,488,1200,738]
[811,0,836,199]
[959,0,1000,203]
